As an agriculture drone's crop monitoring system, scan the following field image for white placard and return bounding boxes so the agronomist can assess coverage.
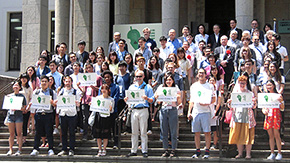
[231,93,253,108]
[258,93,280,108]
[125,89,145,104]
[191,87,213,104]
[31,95,51,110]
[2,96,24,110]
[90,96,112,114]
[57,95,76,110]
[156,87,177,102]
[78,73,97,86]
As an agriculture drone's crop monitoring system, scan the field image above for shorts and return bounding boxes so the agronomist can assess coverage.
[191,112,211,133]
[6,114,23,123]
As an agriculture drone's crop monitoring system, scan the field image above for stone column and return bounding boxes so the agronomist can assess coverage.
[92,0,110,54]
[235,0,253,30]
[21,0,48,73]
[115,0,130,24]
[55,0,70,46]
[73,0,92,51]
[162,0,179,36]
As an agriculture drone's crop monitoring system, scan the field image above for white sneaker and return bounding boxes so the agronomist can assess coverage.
[267,153,275,160]
[48,149,55,156]
[14,150,21,156]
[203,154,210,159]
[6,150,12,156]
[30,149,39,156]
[53,128,59,135]
[147,130,152,135]
[275,153,282,160]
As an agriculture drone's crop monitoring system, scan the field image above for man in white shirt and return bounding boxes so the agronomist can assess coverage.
[249,36,266,74]
[187,68,215,159]
[159,36,174,61]
[272,34,289,75]
[227,30,242,50]
[57,76,80,156]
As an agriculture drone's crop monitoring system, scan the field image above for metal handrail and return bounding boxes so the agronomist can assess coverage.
[0,78,19,94]
[115,104,129,155]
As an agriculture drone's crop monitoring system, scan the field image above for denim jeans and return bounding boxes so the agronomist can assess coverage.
[60,115,77,151]
[34,113,54,150]
[159,107,178,150]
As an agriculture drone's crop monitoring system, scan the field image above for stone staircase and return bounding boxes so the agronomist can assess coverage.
[0,83,290,162]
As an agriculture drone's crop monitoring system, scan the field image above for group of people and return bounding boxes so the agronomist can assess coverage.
[4,18,287,160]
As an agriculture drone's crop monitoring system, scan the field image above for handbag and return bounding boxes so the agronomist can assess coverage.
[224,110,232,124]
[88,111,96,127]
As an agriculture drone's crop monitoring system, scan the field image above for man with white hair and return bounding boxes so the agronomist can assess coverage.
[214,35,235,85]
[227,30,242,49]
[142,27,157,51]
[108,32,128,55]
[167,29,182,54]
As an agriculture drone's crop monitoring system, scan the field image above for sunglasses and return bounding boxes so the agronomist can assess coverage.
[135,76,143,78]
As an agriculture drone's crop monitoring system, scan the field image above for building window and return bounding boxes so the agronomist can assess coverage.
[50,11,55,54]
[9,13,22,70]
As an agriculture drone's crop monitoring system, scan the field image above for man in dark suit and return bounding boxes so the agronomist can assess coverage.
[178,25,190,43]
[214,35,235,86]
[207,24,222,51]
[249,19,264,44]
[227,19,242,40]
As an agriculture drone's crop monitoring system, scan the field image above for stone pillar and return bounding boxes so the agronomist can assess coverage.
[73,0,92,51]
[235,0,253,30]
[254,0,265,28]
[55,0,70,46]
[93,0,110,54]
[21,0,48,73]
[162,0,179,36]
[115,0,130,24]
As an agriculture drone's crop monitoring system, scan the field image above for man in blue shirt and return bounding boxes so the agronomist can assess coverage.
[116,39,129,61]
[134,37,152,65]
[167,29,182,54]
[125,70,154,158]
[47,60,63,89]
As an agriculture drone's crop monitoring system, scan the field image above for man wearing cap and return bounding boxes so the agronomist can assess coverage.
[125,70,155,158]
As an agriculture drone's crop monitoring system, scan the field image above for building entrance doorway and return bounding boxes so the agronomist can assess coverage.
[205,0,235,35]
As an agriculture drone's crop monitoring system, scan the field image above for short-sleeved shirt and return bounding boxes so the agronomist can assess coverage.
[190,82,215,114]
[57,87,80,116]
[33,88,57,113]
[128,81,154,108]
[179,58,191,76]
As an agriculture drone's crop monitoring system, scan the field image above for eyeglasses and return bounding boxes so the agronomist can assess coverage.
[135,76,143,78]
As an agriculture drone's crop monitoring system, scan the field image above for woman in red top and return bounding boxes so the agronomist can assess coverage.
[262,79,284,160]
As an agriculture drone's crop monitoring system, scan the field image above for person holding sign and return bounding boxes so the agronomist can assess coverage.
[5,81,27,156]
[155,72,182,158]
[30,75,57,156]
[90,84,114,157]
[227,75,256,159]
[56,76,80,156]
[187,68,215,159]
[262,80,284,160]
[77,62,102,141]
[125,70,154,158]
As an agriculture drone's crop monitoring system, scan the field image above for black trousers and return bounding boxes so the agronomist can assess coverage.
[34,113,54,150]
[60,115,77,151]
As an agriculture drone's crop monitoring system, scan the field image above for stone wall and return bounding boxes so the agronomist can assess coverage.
[265,0,290,79]
[0,75,17,123]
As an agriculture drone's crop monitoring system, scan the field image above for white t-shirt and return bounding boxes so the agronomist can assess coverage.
[276,44,288,69]
[190,81,215,114]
